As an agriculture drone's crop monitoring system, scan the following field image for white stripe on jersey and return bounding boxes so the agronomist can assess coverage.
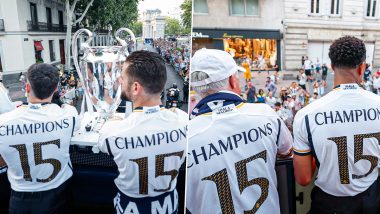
[187,103,293,214]
[293,84,380,196]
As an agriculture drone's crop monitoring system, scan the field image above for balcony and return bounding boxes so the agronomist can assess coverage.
[27,21,68,32]
[0,19,4,31]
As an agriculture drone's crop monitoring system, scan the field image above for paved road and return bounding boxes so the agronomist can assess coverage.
[139,43,188,113]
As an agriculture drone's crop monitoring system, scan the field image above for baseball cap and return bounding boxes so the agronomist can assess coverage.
[191,49,239,87]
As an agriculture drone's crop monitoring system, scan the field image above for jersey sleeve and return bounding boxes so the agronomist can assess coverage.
[97,133,112,155]
[292,111,311,156]
[276,118,293,156]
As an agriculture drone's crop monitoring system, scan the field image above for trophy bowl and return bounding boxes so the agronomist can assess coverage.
[72,28,136,121]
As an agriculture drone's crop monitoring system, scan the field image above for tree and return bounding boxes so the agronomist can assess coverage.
[180,0,192,32]
[64,0,94,70]
[84,0,139,32]
[130,21,143,37]
[165,17,181,36]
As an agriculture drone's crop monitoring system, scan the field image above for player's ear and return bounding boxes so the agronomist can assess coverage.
[357,62,365,77]
[133,81,141,95]
[25,82,31,93]
[330,64,334,71]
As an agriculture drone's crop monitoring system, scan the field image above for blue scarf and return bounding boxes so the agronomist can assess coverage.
[191,92,244,118]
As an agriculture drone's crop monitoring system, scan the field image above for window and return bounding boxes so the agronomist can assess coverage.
[49,40,55,62]
[330,0,341,15]
[230,0,259,16]
[46,7,52,30]
[194,0,208,13]
[367,0,377,17]
[30,3,38,24]
[310,0,321,14]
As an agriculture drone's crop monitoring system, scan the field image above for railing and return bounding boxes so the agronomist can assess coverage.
[0,19,4,31]
[27,21,66,32]
[27,21,108,34]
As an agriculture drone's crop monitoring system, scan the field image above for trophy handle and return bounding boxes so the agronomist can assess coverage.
[115,28,136,48]
[72,29,94,115]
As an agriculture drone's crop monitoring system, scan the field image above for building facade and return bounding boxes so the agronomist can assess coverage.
[192,0,284,70]
[193,0,380,71]
[142,9,166,39]
[283,0,380,70]
[0,0,69,83]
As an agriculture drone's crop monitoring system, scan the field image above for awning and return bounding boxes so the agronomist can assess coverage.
[34,41,44,51]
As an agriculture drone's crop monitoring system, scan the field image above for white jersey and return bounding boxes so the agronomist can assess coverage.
[98,106,187,198]
[0,103,79,192]
[187,102,293,214]
[293,83,380,196]
[304,60,312,70]
[0,85,15,114]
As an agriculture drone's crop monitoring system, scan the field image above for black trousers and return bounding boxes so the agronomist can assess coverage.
[310,178,380,214]
[9,179,72,214]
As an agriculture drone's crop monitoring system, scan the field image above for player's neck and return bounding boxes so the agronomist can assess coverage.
[133,97,162,109]
[28,96,52,104]
[333,71,360,87]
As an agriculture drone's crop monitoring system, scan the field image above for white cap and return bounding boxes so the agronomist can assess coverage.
[191,49,239,87]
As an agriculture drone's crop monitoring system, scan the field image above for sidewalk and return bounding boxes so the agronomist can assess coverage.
[242,70,335,97]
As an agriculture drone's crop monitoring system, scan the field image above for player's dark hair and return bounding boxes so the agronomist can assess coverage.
[274,102,281,107]
[125,50,167,94]
[27,63,59,100]
[313,92,319,96]
[329,36,366,69]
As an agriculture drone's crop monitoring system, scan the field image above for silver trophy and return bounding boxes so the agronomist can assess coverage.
[72,28,136,131]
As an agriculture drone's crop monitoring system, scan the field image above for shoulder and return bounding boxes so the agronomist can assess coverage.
[239,103,278,117]
[294,91,337,122]
[57,104,78,117]
[0,107,27,125]
[161,108,188,122]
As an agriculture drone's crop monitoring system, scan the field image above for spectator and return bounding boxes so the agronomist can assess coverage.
[298,69,307,90]
[265,77,277,95]
[246,82,256,103]
[257,89,266,103]
[309,92,318,104]
[266,91,277,108]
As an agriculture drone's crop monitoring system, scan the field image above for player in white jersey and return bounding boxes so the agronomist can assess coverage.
[98,51,187,214]
[187,49,293,214]
[0,63,79,213]
[293,36,380,213]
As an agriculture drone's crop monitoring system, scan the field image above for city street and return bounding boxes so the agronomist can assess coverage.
[139,42,188,113]
[243,69,335,98]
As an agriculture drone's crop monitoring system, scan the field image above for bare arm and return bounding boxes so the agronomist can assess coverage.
[293,154,315,186]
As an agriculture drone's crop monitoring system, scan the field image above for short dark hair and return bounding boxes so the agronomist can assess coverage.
[274,102,281,107]
[329,36,366,69]
[27,63,59,100]
[125,50,167,94]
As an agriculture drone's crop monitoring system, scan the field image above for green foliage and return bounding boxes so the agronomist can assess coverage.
[180,0,192,31]
[76,0,140,32]
[165,17,182,36]
[130,21,143,37]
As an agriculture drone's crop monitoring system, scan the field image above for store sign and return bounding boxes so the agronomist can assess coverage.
[192,32,209,38]
[223,33,243,38]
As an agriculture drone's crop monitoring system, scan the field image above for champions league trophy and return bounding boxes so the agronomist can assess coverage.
[72,28,136,133]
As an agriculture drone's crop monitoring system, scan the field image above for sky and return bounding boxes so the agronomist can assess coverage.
[138,0,184,20]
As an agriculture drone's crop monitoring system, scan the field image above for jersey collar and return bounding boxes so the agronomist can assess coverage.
[333,83,361,91]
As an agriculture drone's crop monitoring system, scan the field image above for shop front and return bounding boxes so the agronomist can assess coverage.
[192,28,282,70]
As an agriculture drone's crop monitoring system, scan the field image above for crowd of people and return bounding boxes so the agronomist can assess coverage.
[154,38,190,79]
[232,54,380,131]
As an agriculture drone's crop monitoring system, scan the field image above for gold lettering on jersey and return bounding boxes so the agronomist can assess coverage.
[0,119,71,136]
[187,123,273,168]
[315,108,380,125]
